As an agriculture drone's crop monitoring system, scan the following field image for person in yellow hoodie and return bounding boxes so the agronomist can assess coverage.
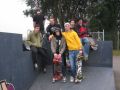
[62,23,83,83]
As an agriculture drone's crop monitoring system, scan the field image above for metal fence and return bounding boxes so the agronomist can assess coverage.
[89,30,104,41]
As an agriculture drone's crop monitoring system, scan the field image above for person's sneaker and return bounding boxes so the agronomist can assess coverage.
[52,78,55,83]
[84,56,88,61]
[70,76,74,82]
[62,77,66,82]
[75,78,82,83]
[75,75,84,83]
[34,63,38,69]
[43,68,47,73]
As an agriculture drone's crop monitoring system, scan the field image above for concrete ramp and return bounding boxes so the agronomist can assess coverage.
[29,66,115,90]
[84,41,113,67]
[0,32,115,90]
[0,32,38,90]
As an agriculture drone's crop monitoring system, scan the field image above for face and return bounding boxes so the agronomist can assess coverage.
[34,27,40,33]
[65,24,71,31]
[50,19,55,25]
[70,21,75,25]
[70,20,75,28]
[37,11,40,15]
[56,31,60,36]
[78,20,82,26]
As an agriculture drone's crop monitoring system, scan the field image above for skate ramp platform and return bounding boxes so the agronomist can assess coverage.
[0,32,115,90]
[0,32,38,90]
[84,41,113,67]
[29,66,115,90]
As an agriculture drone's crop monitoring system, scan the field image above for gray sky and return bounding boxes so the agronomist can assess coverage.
[0,0,33,38]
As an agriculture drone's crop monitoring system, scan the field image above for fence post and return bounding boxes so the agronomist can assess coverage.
[117,30,120,50]
[98,31,100,41]
[103,29,104,41]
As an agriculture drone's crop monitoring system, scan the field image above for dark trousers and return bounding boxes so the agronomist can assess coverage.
[30,46,48,69]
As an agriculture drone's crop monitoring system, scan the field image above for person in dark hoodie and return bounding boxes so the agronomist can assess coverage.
[46,17,61,41]
[51,27,66,82]
[33,10,45,34]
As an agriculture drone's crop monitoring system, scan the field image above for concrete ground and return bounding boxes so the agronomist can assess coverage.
[29,56,120,90]
[113,56,120,90]
[29,67,115,90]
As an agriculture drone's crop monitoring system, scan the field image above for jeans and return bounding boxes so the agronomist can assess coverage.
[69,50,79,77]
[81,37,90,57]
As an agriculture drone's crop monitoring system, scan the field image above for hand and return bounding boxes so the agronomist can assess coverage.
[79,49,83,54]
[54,53,57,57]
[33,43,37,46]
[58,54,61,58]
[49,35,53,41]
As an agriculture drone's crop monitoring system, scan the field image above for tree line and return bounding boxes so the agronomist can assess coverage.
[23,0,120,49]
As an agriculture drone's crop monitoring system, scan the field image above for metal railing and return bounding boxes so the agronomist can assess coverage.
[89,30,104,41]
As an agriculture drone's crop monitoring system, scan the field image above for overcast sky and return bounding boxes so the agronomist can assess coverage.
[0,0,33,38]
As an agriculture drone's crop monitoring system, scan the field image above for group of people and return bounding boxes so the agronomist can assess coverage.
[25,10,92,83]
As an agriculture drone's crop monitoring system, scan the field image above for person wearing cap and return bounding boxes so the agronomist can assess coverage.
[33,10,45,34]
[26,25,47,73]
[51,28,67,82]
[62,23,83,83]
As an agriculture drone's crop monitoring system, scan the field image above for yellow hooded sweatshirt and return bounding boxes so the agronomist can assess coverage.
[62,30,83,50]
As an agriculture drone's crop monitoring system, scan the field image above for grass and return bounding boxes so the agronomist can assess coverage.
[113,50,120,56]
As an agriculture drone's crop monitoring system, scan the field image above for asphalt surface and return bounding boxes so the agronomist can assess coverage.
[113,56,120,90]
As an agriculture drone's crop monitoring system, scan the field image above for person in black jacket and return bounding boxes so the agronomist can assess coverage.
[33,10,45,34]
[46,18,61,41]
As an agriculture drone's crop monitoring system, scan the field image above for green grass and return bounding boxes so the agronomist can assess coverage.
[113,50,120,56]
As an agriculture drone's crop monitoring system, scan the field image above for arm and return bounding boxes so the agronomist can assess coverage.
[60,37,66,54]
[26,32,36,46]
[74,32,83,49]
[51,38,56,54]
[79,30,88,35]
[46,25,51,37]
[79,27,89,35]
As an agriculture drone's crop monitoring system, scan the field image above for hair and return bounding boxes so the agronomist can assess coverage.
[53,28,62,38]
[50,16,58,23]
[34,24,40,28]
[70,19,75,22]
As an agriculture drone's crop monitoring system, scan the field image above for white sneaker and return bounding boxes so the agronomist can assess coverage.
[75,78,82,83]
[52,78,55,83]
[43,68,47,73]
[62,77,66,82]
[84,56,88,61]
[70,76,74,82]
[34,63,38,69]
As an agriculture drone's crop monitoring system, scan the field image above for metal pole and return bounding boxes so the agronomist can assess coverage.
[117,30,120,50]
[98,31,100,41]
[103,29,104,41]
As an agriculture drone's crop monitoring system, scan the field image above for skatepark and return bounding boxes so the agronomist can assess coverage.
[0,32,117,90]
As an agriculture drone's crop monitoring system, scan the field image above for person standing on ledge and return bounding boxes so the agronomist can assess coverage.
[33,10,45,34]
